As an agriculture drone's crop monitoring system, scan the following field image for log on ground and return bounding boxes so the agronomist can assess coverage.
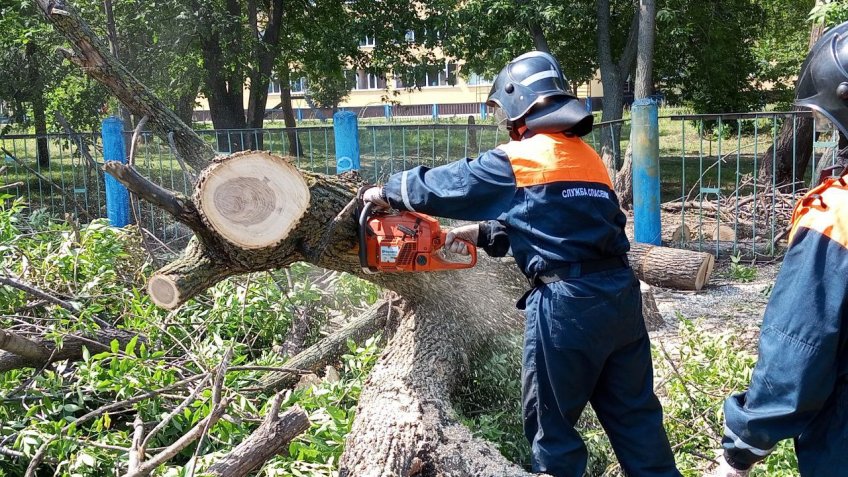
[628,242,715,291]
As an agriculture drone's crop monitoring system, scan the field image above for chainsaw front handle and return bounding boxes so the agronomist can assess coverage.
[433,231,477,270]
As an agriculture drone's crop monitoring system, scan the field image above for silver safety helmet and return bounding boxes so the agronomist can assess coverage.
[486,51,593,137]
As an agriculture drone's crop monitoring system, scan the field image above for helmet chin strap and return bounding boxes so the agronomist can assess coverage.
[507,120,528,141]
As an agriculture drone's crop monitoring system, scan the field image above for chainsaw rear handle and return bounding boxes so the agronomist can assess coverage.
[433,230,477,270]
[359,201,378,274]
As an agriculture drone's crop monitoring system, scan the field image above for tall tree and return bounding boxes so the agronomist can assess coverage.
[0,0,58,167]
[757,0,829,186]
[443,0,598,93]
[654,0,763,114]
[615,0,656,208]
[596,0,639,173]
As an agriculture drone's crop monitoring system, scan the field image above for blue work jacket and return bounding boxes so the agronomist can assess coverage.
[722,176,848,474]
[382,132,629,278]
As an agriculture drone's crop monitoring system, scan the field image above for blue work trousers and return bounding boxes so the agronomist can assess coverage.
[521,268,681,477]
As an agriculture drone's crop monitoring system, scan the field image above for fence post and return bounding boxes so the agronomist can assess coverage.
[631,98,661,245]
[101,116,131,227]
[333,111,360,174]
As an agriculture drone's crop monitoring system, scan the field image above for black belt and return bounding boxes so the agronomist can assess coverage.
[531,255,629,286]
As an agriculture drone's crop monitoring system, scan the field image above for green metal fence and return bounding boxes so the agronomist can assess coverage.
[1,113,831,259]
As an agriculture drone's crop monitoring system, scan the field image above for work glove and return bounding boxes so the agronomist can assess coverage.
[704,456,750,477]
[445,224,479,255]
[362,186,389,209]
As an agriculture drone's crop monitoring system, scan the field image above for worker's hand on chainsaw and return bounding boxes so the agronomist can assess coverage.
[445,224,479,255]
[362,186,390,209]
[704,456,750,477]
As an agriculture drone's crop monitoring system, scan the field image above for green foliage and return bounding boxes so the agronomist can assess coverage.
[456,336,528,466]
[656,319,797,476]
[809,0,848,26]
[0,200,383,476]
[728,254,758,283]
[751,0,816,108]
[656,0,764,114]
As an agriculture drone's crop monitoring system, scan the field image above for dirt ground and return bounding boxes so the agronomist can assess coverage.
[650,260,782,345]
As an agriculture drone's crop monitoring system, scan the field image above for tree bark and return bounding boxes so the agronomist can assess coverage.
[634,0,656,99]
[200,30,248,154]
[24,42,50,169]
[32,88,51,169]
[0,329,50,361]
[596,0,639,174]
[757,10,827,186]
[0,328,143,372]
[279,65,302,156]
[244,0,284,151]
[206,405,310,476]
[627,242,715,291]
[32,0,215,171]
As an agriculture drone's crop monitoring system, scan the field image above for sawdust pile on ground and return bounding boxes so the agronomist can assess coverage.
[650,260,781,348]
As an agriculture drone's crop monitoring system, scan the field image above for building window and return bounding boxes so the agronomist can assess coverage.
[468,73,493,86]
[290,77,307,93]
[394,62,456,89]
[350,69,386,90]
[268,79,282,94]
[359,35,375,47]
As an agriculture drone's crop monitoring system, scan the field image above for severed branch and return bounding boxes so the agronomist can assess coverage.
[0,275,78,312]
[256,299,393,392]
[128,415,145,473]
[0,329,50,361]
[205,401,310,477]
[0,328,143,372]
[141,375,212,451]
[102,162,213,244]
[123,398,230,477]
[0,182,24,192]
[33,0,215,170]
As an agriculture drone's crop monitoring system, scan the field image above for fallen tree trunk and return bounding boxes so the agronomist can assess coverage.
[33,4,696,474]
[628,242,715,291]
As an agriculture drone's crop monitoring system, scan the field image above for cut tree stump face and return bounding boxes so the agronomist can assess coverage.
[196,152,311,249]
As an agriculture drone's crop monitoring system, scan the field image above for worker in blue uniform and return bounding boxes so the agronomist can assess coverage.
[707,22,848,477]
[362,51,681,477]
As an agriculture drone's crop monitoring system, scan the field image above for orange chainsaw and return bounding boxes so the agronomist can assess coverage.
[358,201,477,274]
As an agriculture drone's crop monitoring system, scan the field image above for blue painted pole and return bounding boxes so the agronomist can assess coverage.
[384,104,392,120]
[296,108,303,121]
[432,104,439,120]
[631,98,661,245]
[101,116,131,227]
[333,111,360,173]
[479,103,487,120]
[585,97,593,113]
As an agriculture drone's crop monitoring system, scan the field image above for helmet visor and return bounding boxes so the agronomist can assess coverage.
[494,107,509,133]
